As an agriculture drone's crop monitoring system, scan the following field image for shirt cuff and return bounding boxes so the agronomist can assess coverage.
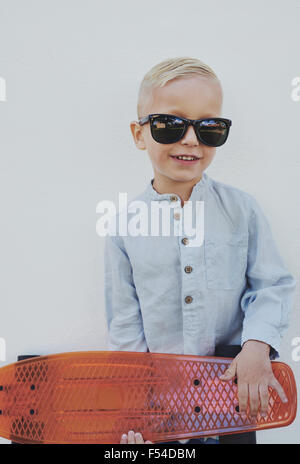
[241,323,281,360]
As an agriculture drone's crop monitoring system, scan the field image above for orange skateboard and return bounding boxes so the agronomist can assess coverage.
[0,351,297,444]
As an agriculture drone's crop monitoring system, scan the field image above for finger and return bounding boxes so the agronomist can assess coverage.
[219,361,237,381]
[237,381,248,416]
[249,383,259,418]
[127,430,135,444]
[270,377,288,404]
[258,383,269,418]
[145,440,153,444]
[120,433,128,444]
[134,432,144,444]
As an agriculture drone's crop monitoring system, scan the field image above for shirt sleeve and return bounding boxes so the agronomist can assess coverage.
[104,231,149,352]
[240,195,297,360]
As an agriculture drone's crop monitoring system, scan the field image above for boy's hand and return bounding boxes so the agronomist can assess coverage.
[219,339,288,419]
[120,430,153,444]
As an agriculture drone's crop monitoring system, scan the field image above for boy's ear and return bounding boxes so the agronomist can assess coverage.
[130,120,147,150]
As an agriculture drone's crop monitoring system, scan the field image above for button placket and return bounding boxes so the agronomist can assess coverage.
[183,265,194,305]
[170,195,181,217]
[181,223,194,308]
[175,194,196,309]
[171,200,182,238]
[184,265,193,273]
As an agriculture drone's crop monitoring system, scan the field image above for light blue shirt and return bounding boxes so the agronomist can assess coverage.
[104,172,296,360]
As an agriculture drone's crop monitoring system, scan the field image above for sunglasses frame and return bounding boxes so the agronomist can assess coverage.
[138,113,232,147]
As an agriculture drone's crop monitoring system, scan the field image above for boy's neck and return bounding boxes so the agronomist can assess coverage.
[152,174,203,207]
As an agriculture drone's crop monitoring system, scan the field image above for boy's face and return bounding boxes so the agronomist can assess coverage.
[131,76,223,190]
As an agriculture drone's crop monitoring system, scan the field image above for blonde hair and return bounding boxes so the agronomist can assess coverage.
[137,56,221,119]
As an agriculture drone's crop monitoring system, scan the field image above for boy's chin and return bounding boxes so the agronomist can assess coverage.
[168,169,204,181]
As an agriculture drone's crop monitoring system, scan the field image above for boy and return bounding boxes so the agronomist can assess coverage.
[104,57,296,444]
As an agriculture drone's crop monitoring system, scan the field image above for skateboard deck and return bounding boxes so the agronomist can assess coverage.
[0,351,297,444]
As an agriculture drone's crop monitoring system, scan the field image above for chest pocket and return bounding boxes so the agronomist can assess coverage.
[204,235,248,290]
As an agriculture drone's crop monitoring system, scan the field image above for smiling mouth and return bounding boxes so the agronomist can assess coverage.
[170,155,202,161]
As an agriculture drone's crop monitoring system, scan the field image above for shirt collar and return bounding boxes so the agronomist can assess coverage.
[144,171,210,201]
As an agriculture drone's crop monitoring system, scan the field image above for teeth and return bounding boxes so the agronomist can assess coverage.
[176,156,197,160]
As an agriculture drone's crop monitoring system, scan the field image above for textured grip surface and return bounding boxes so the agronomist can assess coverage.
[0,351,297,444]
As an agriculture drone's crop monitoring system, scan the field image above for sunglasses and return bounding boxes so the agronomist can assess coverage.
[138,113,232,147]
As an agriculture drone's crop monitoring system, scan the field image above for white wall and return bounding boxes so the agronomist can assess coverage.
[0,0,299,444]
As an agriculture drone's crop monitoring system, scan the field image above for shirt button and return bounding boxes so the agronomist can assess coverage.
[185,296,193,304]
[181,238,189,245]
[184,266,193,273]
[174,212,181,220]
[170,195,178,202]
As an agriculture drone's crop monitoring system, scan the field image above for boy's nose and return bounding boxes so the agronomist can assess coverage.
[181,125,199,145]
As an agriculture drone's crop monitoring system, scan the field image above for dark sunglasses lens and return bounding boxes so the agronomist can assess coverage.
[150,115,185,144]
[197,119,229,146]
